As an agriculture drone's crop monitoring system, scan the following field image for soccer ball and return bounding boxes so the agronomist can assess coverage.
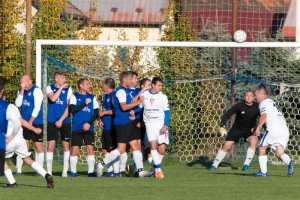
[233,30,247,43]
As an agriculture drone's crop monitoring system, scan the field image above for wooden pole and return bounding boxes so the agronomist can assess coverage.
[25,0,32,75]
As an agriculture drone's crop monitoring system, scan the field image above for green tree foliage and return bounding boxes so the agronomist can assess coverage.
[0,0,26,102]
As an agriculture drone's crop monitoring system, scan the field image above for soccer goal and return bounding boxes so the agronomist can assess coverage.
[36,40,300,164]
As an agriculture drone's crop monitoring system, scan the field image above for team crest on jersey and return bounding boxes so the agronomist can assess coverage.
[28,92,31,96]
[150,98,155,105]
[62,90,65,94]
[107,98,110,102]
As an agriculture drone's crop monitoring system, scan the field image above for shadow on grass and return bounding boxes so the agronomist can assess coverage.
[186,156,235,169]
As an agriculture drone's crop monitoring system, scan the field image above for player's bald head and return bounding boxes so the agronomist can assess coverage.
[255,86,267,95]
[20,75,31,82]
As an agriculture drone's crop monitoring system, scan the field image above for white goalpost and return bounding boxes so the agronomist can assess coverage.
[36,40,300,164]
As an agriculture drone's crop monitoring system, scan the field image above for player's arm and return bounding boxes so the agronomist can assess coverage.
[69,95,90,113]
[117,89,144,111]
[29,88,43,124]
[161,95,170,133]
[6,105,22,139]
[87,97,99,125]
[220,104,238,127]
[83,97,99,131]
[15,90,23,107]
[20,118,42,134]
[254,113,267,136]
[99,110,113,118]
[132,88,146,103]
[57,87,72,123]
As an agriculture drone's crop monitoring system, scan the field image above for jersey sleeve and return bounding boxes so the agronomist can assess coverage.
[93,96,99,109]
[162,94,170,111]
[69,95,77,105]
[116,89,127,103]
[259,101,267,114]
[32,88,43,118]
[6,104,21,138]
[15,90,23,107]
[67,87,73,100]
[46,85,53,95]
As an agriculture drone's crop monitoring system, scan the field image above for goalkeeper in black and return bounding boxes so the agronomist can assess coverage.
[209,90,260,172]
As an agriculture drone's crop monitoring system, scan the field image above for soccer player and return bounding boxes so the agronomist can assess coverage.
[138,77,170,178]
[252,86,294,177]
[0,77,54,188]
[119,71,142,177]
[95,71,152,178]
[69,78,99,177]
[209,91,260,172]
[98,77,119,177]
[46,71,72,177]
[15,75,44,169]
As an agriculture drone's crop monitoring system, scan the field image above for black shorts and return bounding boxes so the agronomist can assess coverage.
[140,126,146,145]
[115,122,139,143]
[0,149,4,176]
[101,129,117,151]
[132,119,141,140]
[226,127,253,143]
[71,130,95,147]
[47,122,71,142]
[23,124,44,142]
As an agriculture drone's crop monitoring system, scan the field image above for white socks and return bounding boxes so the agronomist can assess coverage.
[105,154,113,172]
[119,152,128,172]
[5,169,16,184]
[87,155,95,173]
[16,156,23,173]
[212,149,227,168]
[258,155,268,173]
[63,151,70,174]
[280,153,291,166]
[70,156,78,173]
[133,151,143,171]
[37,153,44,167]
[31,162,47,177]
[244,148,255,166]
[46,152,53,175]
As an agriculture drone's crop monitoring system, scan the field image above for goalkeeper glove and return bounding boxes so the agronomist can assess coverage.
[219,127,227,137]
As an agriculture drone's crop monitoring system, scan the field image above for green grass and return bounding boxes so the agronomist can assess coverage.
[1,160,299,200]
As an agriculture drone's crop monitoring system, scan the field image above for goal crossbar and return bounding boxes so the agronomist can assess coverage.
[35,39,300,87]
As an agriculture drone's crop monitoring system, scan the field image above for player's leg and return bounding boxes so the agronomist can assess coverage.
[119,145,129,177]
[69,130,83,177]
[101,130,113,177]
[275,140,294,177]
[243,133,258,172]
[32,124,45,167]
[4,162,17,188]
[0,149,4,177]
[209,140,235,170]
[46,123,58,176]
[95,124,130,177]
[61,123,71,177]
[85,131,96,177]
[252,145,268,177]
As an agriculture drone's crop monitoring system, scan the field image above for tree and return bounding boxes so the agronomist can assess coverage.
[0,0,26,102]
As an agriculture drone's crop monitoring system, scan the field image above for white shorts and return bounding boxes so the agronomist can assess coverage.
[259,126,289,150]
[5,134,31,159]
[145,122,169,145]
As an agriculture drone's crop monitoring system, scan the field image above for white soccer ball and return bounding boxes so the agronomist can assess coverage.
[233,30,247,43]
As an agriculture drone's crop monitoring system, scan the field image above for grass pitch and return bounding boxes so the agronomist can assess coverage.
[1,160,298,200]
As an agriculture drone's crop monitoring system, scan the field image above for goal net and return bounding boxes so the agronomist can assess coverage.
[36,40,300,165]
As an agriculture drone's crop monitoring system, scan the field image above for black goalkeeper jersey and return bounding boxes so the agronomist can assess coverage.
[220,101,260,130]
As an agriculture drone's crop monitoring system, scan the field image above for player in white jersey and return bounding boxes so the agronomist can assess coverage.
[253,86,294,177]
[139,77,170,178]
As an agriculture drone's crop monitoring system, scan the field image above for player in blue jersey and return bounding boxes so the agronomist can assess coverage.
[0,77,54,189]
[46,71,73,177]
[118,71,142,177]
[95,71,153,178]
[98,77,119,177]
[69,78,99,177]
[15,75,44,171]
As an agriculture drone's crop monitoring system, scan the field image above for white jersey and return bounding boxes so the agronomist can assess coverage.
[259,98,287,128]
[140,90,169,123]
[7,120,22,137]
